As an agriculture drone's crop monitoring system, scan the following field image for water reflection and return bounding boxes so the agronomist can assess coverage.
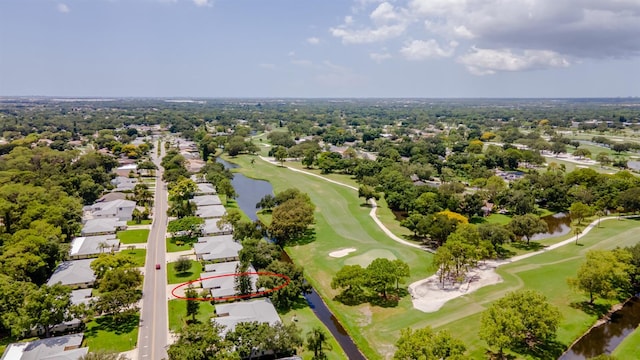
[530,213,572,241]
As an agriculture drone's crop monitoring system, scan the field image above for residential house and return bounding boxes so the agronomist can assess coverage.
[194,235,240,262]
[114,163,137,177]
[195,183,217,195]
[201,218,233,236]
[201,261,258,299]
[195,205,226,219]
[212,299,280,335]
[30,289,94,337]
[191,195,222,207]
[47,259,96,289]
[1,333,87,360]
[85,199,136,222]
[81,218,126,236]
[69,235,120,259]
[110,176,138,192]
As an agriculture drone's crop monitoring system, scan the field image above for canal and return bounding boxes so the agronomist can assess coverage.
[218,158,366,360]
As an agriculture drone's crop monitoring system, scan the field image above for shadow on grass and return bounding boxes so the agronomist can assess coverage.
[288,229,316,246]
[85,313,138,339]
[175,271,194,278]
[514,339,566,360]
[570,301,612,318]
[511,241,545,252]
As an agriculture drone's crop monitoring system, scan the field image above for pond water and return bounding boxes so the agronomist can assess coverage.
[217,157,366,360]
[559,297,640,359]
[530,212,572,241]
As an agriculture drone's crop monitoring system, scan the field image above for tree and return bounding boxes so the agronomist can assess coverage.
[358,185,380,204]
[80,352,129,360]
[273,146,288,166]
[167,216,204,237]
[19,283,72,338]
[268,193,315,245]
[174,257,193,274]
[365,258,397,299]
[331,265,366,304]
[167,322,239,360]
[234,262,253,296]
[90,253,137,279]
[256,194,276,211]
[507,214,548,245]
[216,177,237,201]
[480,290,561,358]
[568,249,632,304]
[573,148,591,159]
[596,153,612,167]
[394,326,466,360]
[184,285,199,322]
[168,178,197,202]
[569,201,592,225]
[306,327,332,360]
[217,209,242,230]
[257,261,309,311]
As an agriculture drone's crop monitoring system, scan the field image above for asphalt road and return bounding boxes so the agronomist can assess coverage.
[138,142,169,360]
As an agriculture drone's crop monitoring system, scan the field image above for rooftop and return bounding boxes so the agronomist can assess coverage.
[213,299,280,335]
[1,333,87,360]
[47,259,96,287]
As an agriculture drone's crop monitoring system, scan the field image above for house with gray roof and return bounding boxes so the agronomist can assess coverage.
[190,174,207,183]
[47,259,96,289]
[194,235,240,262]
[1,333,87,360]
[81,218,126,236]
[195,205,226,219]
[69,235,120,259]
[191,195,222,207]
[201,261,258,299]
[110,176,138,192]
[201,218,233,236]
[29,289,94,337]
[85,199,136,222]
[195,183,217,195]
[213,299,280,335]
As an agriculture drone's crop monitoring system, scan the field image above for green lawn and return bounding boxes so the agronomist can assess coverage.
[166,235,197,252]
[126,219,152,226]
[167,260,203,284]
[168,299,215,332]
[226,154,640,359]
[224,198,252,222]
[117,248,146,267]
[117,229,150,244]
[613,325,640,359]
[83,313,139,353]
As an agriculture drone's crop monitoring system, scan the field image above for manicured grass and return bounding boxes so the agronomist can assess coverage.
[167,260,203,284]
[279,300,348,360]
[227,154,640,359]
[117,248,146,267]
[483,213,512,225]
[117,229,150,244]
[166,235,197,252]
[613,325,640,358]
[545,156,616,174]
[83,313,139,353]
[168,299,215,332]
[223,154,433,359]
[126,219,152,226]
[224,198,252,222]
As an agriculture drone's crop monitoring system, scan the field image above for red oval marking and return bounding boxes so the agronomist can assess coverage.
[171,271,291,302]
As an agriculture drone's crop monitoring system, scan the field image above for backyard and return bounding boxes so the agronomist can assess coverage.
[116,229,150,244]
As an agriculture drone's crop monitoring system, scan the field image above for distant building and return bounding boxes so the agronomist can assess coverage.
[1,333,87,360]
[84,199,137,222]
[110,176,138,192]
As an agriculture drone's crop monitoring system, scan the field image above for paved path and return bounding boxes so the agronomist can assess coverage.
[258,156,431,251]
[137,144,169,360]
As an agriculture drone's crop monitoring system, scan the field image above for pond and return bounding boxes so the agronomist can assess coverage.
[530,212,572,241]
[559,297,640,359]
[217,157,366,360]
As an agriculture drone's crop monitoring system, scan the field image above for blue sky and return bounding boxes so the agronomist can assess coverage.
[1,0,638,98]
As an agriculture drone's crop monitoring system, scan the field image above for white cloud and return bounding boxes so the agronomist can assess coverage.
[193,0,211,7]
[370,52,392,63]
[331,2,410,44]
[401,39,457,60]
[259,63,276,70]
[57,3,70,13]
[458,48,570,75]
[307,37,320,45]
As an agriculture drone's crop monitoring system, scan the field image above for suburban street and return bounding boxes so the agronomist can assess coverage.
[137,141,169,360]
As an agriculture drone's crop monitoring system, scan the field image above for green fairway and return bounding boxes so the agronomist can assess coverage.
[168,299,215,332]
[117,248,146,267]
[167,259,203,284]
[226,154,640,359]
[83,313,139,353]
[613,325,640,358]
[117,229,150,244]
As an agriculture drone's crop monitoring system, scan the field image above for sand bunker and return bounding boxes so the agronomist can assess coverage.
[329,248,357,258]
[408,261,503,313]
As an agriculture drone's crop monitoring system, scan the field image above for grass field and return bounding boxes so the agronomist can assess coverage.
[168,299,215,332]
[166,236,197,252]
[126,219,152,226]
[117,229,150,244]
[167,260,203,284]
[117,248,146,267]
[83,313,139,353]
[227,154,640,359]
[613,325,640,358]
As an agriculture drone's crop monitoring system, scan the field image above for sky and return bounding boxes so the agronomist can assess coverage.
[0,0,639,98]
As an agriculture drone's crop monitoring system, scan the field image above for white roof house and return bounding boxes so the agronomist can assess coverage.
[194,235,241,261]
[213,299,280,335]
[85,199,136,222]
[195,183,217,195]
[195,205,226,219]
[47,259,96,289]
[191,195,222,207]
[70,289,94,306]
[201,218,233,236]
[81,218,126,236]
[201,261,258,299]
[1,333,87,360]
[69,235,120,259]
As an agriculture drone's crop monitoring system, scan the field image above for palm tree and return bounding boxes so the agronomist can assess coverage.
[574,226,583,245]
[595,209,606,228]
[306,327,331,360]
